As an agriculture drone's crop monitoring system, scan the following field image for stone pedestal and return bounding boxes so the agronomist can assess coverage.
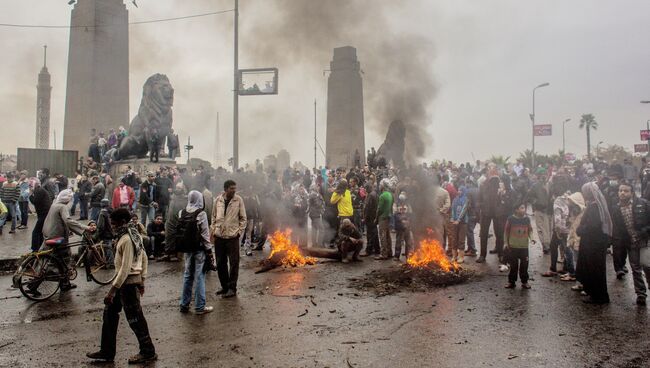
[110,157,176,179]
[63,0,129,155]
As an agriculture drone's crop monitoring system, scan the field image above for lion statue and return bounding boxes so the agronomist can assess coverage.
[376,120,406,168]
[118,73,174,159]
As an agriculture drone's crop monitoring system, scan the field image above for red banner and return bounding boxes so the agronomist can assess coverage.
[534,124,552,136]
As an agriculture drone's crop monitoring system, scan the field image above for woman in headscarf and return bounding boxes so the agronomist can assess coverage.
[176,190,214,314]
[576,182,613,304]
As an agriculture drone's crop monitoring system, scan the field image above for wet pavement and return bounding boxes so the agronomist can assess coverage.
[0,235,649,368]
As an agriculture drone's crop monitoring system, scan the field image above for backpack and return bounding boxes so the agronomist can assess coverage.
[174,209,203,253]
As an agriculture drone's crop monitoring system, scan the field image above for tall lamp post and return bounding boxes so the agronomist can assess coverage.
[643,101,650,155]
[562,118,571,155]
[531,82,550,169]
[232,0,239,170]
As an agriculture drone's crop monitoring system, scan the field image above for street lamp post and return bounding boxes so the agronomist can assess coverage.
[562,118,571,156]
[531,82,550,169]
[233,0,239,171]
[642,101,650,154]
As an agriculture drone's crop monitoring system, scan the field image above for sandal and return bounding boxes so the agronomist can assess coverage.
[560,275,576,281]
[541,271,557,277]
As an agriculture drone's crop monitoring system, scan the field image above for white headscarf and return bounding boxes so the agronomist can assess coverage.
[186,190,204,213]
[55,189,74,204]
[581,182,613,237]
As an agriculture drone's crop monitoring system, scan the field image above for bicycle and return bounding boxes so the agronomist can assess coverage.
[13,234,117,302]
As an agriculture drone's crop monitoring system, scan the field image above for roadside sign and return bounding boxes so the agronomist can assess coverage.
[634,144,649,153]
[533,124,552,136]
[641,130,650,141]
[564,153,576,162]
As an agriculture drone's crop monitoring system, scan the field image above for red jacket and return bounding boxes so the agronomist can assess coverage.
[112,184,135,209]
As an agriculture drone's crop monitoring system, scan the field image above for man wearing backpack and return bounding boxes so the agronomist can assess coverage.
[175,191,214,314]
[211,180,247,299]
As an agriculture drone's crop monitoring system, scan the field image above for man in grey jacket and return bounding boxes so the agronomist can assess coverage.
[41,189,89,291]
[89,175,106,222]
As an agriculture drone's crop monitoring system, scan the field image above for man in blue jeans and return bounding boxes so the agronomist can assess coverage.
[174,191,214,314]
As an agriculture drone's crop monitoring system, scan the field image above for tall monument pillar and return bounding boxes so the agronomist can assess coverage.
[325,46,365,168]
[63,0,129,155]
[36,45,52,149]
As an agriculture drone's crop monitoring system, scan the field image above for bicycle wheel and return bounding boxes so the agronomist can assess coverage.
[16,254,64,301]
[85,244,116,285]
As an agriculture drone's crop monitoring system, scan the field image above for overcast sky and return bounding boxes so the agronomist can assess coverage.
[1,0,649,167]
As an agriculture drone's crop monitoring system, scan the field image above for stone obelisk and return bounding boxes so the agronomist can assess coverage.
[36,45,52,149]
[325,46,365,168]
[63,0,129,155]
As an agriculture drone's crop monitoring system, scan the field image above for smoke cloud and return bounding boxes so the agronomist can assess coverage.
[240,0,437,164]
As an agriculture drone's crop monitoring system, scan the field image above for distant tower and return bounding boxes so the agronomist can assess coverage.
[63,0,129,155]
[36,45,52,149]
[325,46,365,168]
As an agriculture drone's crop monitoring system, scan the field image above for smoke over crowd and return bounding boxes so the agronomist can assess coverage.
[240,0,437,164]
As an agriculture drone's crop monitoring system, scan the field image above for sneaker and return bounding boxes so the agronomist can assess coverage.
[9,230,15,234]
[636,296,647,306]
[571,284,584,291]
[195,306,214,315]
[245,250,253,256]
[87,351,114,362]
[504,283,515,289]
[521,283,531,289]
[216,288,228,295]
[128,353,158,364]
[222,289,237,299]
[180,306,190,314]
[475,257,486,264]
[499,264,509,272]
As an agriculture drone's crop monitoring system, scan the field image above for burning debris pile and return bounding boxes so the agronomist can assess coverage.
[350,236,475,297]
[255,230,317,274]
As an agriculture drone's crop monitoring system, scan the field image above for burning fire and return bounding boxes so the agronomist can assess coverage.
[406,230,459,272]
[268,229,317,267]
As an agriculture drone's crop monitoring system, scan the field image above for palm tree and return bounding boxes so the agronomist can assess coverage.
[579,114,598,159]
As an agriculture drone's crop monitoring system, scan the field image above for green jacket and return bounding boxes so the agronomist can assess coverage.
[377,191,393,220]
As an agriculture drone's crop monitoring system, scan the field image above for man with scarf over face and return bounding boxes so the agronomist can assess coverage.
[87,208,157,364]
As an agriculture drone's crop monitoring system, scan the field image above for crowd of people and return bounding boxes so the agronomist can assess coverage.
[3,153,650,363]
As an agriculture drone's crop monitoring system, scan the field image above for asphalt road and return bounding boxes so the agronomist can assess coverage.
[0,238,648,368]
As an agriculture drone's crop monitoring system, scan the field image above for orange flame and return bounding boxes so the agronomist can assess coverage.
[268,229,317,267]
[406,230,459,272]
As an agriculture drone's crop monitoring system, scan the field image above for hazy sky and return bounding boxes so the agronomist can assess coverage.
[1,0,650,168]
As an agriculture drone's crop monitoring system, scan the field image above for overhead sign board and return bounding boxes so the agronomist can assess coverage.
[641,130,650,141]
[564,153,576,162]
[238,68,279,96]
[634,144,649,153]
[534,124,552,136]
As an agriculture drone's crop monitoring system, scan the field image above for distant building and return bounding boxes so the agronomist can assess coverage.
[325,46,365,169]
[35,46,51,150]
[277,149,290,169]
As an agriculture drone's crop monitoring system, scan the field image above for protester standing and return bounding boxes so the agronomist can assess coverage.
[375,180,394,260]
[504,203,533,289]
[576,182,613,304]
[210,180,247,298]
[176,191,214,314]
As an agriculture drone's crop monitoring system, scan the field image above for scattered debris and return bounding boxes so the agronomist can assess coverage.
[298,309,309,317]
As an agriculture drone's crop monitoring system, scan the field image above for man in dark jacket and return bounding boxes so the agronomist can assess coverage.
[155,170,173,221]
[477,176,500,263]
[78,176,93,220]
[610,181,650,305]
[89,176,106,222]
[29,180,52,251]
[146,215,166,259]
[139,173,157,225]
[526,169,553,254]
[361,183,379,256]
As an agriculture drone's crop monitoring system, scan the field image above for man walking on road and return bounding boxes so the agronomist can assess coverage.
[87,208,157,364]
[211,180,247,299]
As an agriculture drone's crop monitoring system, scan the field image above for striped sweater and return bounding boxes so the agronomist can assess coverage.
[0,182,20,203]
